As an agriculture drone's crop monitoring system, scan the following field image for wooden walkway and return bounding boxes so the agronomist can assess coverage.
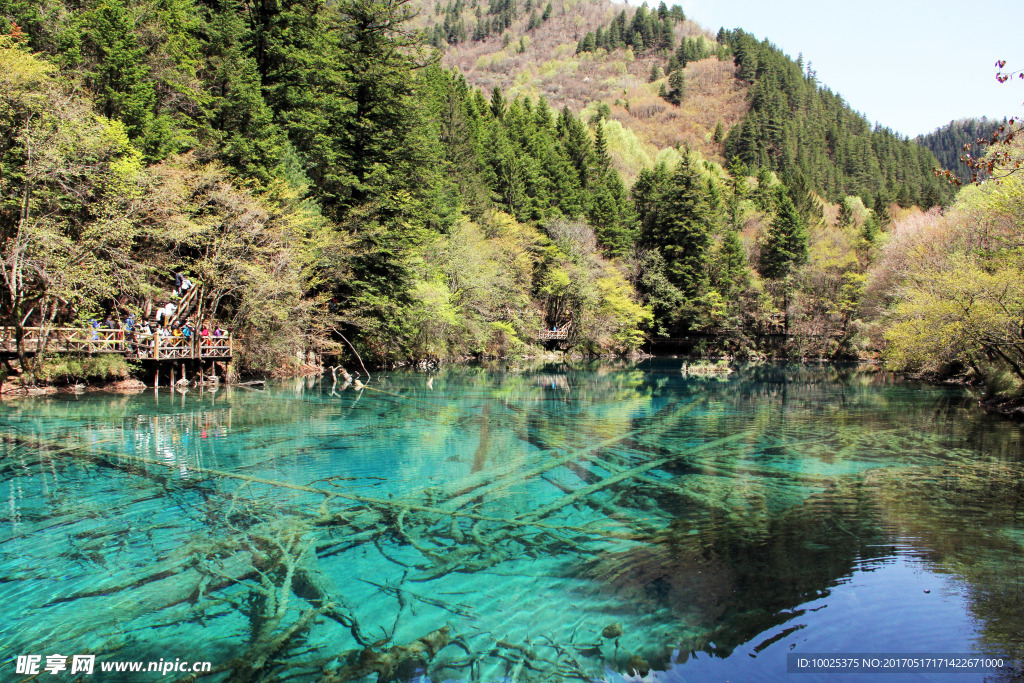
[537,329,569,341]
[0,327,233,361]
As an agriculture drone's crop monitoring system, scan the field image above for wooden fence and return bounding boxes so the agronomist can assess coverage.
[0,327,233,361]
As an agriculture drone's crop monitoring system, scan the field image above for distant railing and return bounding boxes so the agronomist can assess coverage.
[537,329,569,341]
[0,327,232,360]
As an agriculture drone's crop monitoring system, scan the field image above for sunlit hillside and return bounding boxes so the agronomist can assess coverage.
[421,0,749,180]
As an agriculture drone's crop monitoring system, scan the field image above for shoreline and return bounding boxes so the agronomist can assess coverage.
[3,356,1021,423]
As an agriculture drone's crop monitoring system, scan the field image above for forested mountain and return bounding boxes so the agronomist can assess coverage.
[916,117,1006,184]
[0,0,975,381]
[719,29,952,209]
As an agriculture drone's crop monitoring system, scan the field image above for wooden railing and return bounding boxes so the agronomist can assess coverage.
[537,329,569,341]
[0,327,232,360]
[166,283,201,327]
[130,333,233,360]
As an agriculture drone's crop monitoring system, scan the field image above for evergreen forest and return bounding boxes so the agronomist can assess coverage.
[0,0,1020,404]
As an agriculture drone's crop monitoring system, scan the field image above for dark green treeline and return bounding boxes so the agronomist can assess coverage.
[0,0,953,372]
[720,29,952,209]
[916,117,1006,184]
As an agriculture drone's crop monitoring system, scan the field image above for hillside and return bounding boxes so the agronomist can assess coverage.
[432,0,747,178]
[916,117,1006,184]
[425,0,951,209]
[0,0,985,389]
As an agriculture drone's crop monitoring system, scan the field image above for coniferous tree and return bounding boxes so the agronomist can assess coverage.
[872,194,890,227]
[490,86,506,119]
[204,0,287,184]
[713,229,748,301]
[761,187,808,280]
[712,121,724,143]
[81,0,155,140]
[666,69,685,105]
[576,31,596,53]
[593,121,611,173]
[838,197,855,227]
[719,28,951,208]
[642,155,712,299]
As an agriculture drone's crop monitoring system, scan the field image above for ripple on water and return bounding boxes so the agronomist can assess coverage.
[0,363,1020,681]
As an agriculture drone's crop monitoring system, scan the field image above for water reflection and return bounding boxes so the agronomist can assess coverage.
[0,361,1021,682]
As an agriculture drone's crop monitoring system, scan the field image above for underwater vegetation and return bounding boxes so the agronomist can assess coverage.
[1,362,1022,681]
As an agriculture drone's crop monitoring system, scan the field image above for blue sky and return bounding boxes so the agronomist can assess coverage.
[677,0,1024,137]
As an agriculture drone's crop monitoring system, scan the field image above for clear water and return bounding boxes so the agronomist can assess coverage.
[1,361,1023,682]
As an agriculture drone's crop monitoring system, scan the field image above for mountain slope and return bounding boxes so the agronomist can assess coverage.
[431,0,748,178]
[916,117,1006,184]
[425,0,951,208]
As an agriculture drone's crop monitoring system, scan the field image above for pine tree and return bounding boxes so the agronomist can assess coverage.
[760,187,808,279]
[714,229,748,300]
[666,69,685,105]
[576,31,596,53]
[490,86,506,119]
[204,0,287,184]
[712,121,724,143]
[643,155,712,298]
[81,0,155,140]
[872,194,890,227]
[838,197,854,227]
[593,121,611,174]
[542,2,552,20]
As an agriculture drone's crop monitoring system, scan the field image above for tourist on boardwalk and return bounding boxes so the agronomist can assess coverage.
[155,302,176,325]
[180,276,193,296]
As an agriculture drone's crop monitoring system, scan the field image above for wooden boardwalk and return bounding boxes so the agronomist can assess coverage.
[0,327,233,361]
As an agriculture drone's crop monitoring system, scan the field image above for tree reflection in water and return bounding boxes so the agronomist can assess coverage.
[0,361,1021,681]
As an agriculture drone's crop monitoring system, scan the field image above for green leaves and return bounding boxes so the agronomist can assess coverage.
[760,187,808,280]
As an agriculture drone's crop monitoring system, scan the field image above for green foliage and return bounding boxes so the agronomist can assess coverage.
[663,69,685,106]
[576,4,683,55]
[7,0,983,371]
[79,0,155,140]
[916,117,1005,184]
[0,39,142,375]
[760,187,808,279]
[38,354,134,383]
[638,154,712,301]
[719,28,952,210]
[878,162,1024,396]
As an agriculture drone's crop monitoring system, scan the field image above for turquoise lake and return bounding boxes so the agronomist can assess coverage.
[1,360,1023,682]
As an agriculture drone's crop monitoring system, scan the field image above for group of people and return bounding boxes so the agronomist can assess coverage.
[91,314,228,355]
[85,271,230,355]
